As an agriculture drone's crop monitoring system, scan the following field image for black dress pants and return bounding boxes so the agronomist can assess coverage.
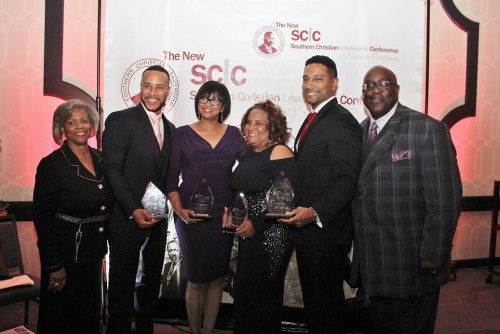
[369,290,440,334]
[295,243,351,334]
[106,222,166,334]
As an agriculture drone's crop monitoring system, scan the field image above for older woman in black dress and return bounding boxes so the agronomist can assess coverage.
[33,100,113,334]
[223,100,300,333]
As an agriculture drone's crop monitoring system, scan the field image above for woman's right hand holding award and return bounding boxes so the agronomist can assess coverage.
[177,207,203,224]
[222,191,248,234]
[189,179,214,220]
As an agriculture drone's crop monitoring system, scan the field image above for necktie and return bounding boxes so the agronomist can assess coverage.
[166,263,176,284]
[367,121,378,144]
[150,115,163,149]
[298,112,317,145]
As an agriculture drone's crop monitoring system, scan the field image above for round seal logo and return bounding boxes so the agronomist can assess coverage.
[253,26,284,58]
[121,58,179,112]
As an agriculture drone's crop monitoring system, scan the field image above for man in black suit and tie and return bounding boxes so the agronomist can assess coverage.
[351,65,462,333]
[282,55,363,333]
[103,65,176,334]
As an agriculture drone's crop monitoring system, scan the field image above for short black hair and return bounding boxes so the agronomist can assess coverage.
[194,81,231,122]
[305,55,337,78]
[142,65,170,80]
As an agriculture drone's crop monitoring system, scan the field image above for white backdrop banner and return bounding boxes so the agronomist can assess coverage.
[104,0,424,128]
[104,0,425,307]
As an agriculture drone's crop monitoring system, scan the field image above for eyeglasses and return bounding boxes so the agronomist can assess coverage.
[199,96,222,106]
[362,80,398,91]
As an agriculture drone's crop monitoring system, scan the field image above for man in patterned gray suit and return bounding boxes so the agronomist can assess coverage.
[352,65,462,333]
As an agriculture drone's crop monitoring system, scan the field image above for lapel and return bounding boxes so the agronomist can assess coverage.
[294,116,308,153]
[294,98,336,153]
[59,140,104,182]
[360,109,404,180]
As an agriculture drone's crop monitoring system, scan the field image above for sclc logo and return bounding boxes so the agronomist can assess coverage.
[190,59,247,86]
[291,28,321,42]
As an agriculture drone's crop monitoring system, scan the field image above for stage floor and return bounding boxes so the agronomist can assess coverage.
[1,267,499,333]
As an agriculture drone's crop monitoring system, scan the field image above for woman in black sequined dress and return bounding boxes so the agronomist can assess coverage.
[224,100,300,333]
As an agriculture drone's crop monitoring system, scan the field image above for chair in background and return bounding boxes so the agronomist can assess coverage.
[0,214,40,326]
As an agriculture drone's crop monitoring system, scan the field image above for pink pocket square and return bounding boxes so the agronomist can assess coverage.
[391,150,412,161]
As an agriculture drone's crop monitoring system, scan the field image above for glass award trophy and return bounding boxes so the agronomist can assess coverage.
[224,191,248,233]
[265,171,295,218]
[141,182,168,219]
[189,179,214,219]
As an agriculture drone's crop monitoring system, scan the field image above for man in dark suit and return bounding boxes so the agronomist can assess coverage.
[282,55,363,333]
[103,65,175,334]
[352,65,462,333]
[160,239,187,300]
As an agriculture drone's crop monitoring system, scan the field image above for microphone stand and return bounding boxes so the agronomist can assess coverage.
[96,0,103,149]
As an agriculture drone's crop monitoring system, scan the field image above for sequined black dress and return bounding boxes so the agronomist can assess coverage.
[230,145,300,334]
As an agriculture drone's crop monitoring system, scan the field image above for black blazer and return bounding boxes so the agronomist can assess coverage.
[292,98,363,246]
[33,141,114,270]
[102,104,175,237]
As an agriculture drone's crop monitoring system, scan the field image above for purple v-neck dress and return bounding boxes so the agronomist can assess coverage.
[166,125,245,283]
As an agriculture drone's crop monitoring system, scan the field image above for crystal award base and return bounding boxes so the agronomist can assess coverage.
[265,212,296,219]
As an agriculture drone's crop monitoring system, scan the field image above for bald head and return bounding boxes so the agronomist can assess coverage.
[362,66,400,120]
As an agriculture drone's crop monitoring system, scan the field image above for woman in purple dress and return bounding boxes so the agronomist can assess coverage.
[166,81,245,334]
